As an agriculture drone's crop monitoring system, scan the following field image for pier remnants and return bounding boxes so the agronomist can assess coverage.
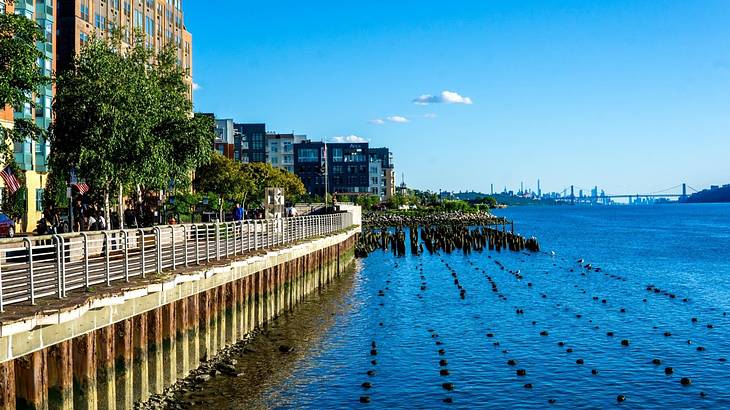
[0,228,358,409]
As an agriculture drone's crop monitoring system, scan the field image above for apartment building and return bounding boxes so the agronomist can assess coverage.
[56,0,193,94]
[214,118,235,159]
[266,133,307,173]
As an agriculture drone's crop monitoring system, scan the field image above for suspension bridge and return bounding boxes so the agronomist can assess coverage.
[557,183,699,204]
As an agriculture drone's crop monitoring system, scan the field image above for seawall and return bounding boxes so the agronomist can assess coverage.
[0,228,358,409]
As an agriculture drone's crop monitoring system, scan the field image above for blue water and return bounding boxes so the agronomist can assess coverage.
[186,204,730,409]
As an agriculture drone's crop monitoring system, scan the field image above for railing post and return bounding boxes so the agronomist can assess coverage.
[215,223,221,260]
[194,225,200,265]
[254,220,259,250]
[223,222,230,258]
[54,235,63,299]
[103,231,111,286]
[283,218,288,244]
[154,227,162,273]
[23,238,35,304]
[182,224,189,267]
[206,223,212,262]
[171,226,177,270]
[80,233,90,291]
[234,222,239,255]
[139,229,146,278]
[122,230,129,282]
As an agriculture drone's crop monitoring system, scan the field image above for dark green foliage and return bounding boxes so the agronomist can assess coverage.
[49,35,214,210]
[0,11,48,109]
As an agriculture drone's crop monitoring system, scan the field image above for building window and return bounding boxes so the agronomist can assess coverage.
[251,134,263,150]
[145,16,154,34]
[271,157,279,165]
[36,189,44,212]
[283,155,292,164]
[332,148,343,162]
[297,148,319,163]
[134,10,143,28]
[80,0,90,21]
[80,32,89,46]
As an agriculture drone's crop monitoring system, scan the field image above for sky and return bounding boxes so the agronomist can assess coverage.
[185,0,730,195]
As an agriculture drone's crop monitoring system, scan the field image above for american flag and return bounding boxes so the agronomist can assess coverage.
[69,167,89,194]
[0,166,21,194]
[73,182,90,194]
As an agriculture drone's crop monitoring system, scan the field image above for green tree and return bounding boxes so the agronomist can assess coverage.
[50,35,214,223]
[195,153,253,220]
[0,11,51,217]
[480,196,498,208]
[239,162,305,208]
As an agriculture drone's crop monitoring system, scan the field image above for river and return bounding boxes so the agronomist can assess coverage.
[173,204,730,409]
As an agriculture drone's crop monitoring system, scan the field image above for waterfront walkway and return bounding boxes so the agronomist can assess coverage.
[0,213,353,312]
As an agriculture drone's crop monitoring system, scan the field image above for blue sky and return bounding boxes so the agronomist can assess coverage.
[185,1,730,195]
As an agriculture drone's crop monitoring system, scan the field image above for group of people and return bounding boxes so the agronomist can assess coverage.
[71,199,108,232]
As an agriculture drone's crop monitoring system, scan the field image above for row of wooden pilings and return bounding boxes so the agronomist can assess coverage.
[355,224,540,257]
[0,236,355,410]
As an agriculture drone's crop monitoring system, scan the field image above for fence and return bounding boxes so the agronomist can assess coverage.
[0,212,355,312]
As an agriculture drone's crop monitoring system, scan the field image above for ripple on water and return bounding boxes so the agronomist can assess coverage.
[183,205,730,409]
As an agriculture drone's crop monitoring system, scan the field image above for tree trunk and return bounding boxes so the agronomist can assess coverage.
[219,197,224,222]
[118,183,124,230]
[104,187,110,231]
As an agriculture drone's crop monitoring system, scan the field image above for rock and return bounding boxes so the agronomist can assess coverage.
[194,374,212,383]
[278,345,294,353]
[214,363,238,376]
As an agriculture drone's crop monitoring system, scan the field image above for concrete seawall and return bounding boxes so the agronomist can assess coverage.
[0,228,358,409]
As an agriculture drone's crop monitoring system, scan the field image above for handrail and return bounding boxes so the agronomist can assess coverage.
[0,212,354,310]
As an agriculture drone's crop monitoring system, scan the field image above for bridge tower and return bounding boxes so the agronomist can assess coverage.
[570,185,575,205]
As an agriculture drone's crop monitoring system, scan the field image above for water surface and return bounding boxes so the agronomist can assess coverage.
[182,204,730,409]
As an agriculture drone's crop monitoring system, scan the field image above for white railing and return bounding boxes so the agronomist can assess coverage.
[0,212,355,312]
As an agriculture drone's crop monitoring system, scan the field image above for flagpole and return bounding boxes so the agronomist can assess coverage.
[324,142,328,211]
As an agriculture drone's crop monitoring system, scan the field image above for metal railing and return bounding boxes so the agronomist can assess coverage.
[0,212,355,312]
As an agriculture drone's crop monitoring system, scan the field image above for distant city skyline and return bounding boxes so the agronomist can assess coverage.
[185,1,730,194]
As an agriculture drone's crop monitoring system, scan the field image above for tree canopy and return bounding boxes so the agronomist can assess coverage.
[49,34,214,213]
[0,11,51,218]
[0,11,47,111]
[195,154,306,210]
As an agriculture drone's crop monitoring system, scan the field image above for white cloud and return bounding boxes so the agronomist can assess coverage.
[386,115,409,123]
[413,90,473,105]
[424,113,437,119]
[331,135,368,143]
[369,119,385,125]
[192,82,201,91]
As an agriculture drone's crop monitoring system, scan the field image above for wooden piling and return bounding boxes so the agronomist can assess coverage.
[0,360,15,410]
[187,294,200,369]
[15,350,48,410]
[47,341,73,410]
[147,307,164,396]
[114,319,134,410]
[132,313,149,403]
[72,333,97,410]
[161,303,177,388]
[95,326,116,410]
